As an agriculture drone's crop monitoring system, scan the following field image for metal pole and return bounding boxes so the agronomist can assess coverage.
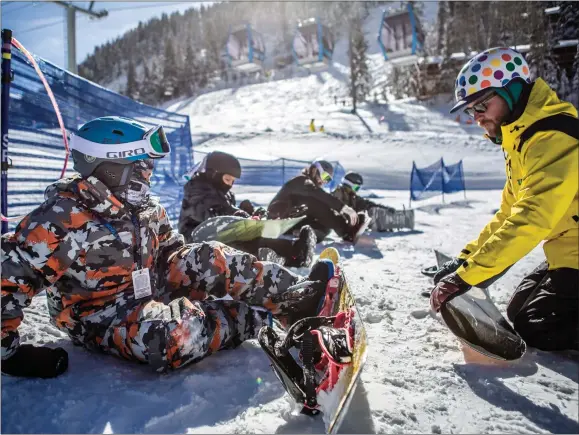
[1,29,13,234]
[66,6,77,74]
[53,1,107,75]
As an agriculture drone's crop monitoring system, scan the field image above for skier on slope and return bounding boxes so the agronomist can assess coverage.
[178,150,316,267]
[0,117,336,379]
[268,160,367,243]
[332,171,396,232]
[430,47,579,352]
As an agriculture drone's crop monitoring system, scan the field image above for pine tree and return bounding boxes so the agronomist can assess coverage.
[162,38,179,101]
[179,44,197,97]
[527,2,561,90]
[349,14,371,113]
[126,59,138,100]
[558,69,570,101]
[554,1,579,41]
[436,0,447,53]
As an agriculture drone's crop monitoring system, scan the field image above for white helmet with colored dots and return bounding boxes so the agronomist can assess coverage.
[450,47,531,113]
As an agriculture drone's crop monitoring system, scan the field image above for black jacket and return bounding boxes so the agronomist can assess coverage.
[178,174,241,240]
[332,185,394,213]
[268,173,345,219]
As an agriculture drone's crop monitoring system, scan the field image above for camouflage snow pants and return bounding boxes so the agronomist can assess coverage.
[87,242,300,372]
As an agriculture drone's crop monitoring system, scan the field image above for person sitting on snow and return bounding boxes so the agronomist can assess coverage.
[430,47,579,352]
[332,171,396,233]
[0,116,335,379]
[268,160,367,243]
[178,150,316,268]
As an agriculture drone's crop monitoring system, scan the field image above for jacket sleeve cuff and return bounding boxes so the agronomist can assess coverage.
[457,248,471,260]
[456,262,479,286]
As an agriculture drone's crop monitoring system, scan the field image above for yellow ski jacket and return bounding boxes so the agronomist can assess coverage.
[456,78,579,286]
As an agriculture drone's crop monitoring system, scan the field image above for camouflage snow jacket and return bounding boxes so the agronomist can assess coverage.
[1,175,187,360]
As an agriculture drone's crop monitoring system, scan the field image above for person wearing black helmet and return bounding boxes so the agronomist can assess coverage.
[178,151,316,267]
[332,172,396,232]
[268,160,367,243]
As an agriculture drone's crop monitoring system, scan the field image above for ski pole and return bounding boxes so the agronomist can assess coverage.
[1,29,13,234]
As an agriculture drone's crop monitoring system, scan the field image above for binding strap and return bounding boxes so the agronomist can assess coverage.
[517,113,579,152]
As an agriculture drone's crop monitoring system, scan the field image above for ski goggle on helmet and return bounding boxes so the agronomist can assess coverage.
[313,160,333,184]
[70,123,171,160]
[343,179,361,192]
[450,47,530,114]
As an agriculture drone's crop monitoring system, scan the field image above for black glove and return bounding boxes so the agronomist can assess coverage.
[433,258,467,284]
[233,209,251,218]
[2,344,68,378]
[238,199,255,215]
[252,207,268,219]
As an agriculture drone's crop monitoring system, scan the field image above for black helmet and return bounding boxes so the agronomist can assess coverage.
[205,151,241,178]
[344,172,363,186]
[310,159,334,179]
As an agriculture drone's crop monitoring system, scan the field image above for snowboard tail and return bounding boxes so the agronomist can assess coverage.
[259,247,368,433]
[431,250,526,361]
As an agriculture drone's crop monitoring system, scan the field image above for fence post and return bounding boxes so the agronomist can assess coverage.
[1,29,13,234]
[409,161,414,209]
[461,160,467,200]
[440,157,445,204]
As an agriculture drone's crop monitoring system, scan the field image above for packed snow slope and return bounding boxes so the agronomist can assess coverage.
[3,191,578,434]
[169,70,505,191]
[3,9,578,435]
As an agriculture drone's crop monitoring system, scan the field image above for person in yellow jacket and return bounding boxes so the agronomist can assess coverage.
[430,47,579,352]
[309,118,316,132]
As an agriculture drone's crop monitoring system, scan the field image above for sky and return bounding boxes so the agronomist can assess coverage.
[1,1,210,69]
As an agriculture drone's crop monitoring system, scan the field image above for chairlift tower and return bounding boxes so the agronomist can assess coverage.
[52,1,108,74]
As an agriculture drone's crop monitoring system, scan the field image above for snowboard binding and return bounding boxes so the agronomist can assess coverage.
[259,262,354,415]
[258,311,355,415]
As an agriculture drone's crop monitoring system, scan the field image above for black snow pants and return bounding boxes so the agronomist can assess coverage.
[229,238,295,259]
[506,261,579,351]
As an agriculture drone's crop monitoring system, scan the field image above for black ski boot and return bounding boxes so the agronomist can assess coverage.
[275,259,334,326]
[286,225,317,268]
[342,212,371,243]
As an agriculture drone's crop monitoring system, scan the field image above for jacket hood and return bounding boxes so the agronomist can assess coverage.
[44,175,134,220]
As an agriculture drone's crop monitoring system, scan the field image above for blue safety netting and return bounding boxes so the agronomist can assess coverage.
[5,47,193,230]
[5,46,348,231]
[192,150,346,192]
[410,158,466,201]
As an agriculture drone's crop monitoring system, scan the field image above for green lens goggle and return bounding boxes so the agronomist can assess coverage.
[343,179,361,192]
[144,126,171,157]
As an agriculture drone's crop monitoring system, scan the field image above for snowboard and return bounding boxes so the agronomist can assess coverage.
[433,250,526,361]
[258,247,368,434]
[316,248,368,433]
[368,207,415,232]
[189,215,306,245]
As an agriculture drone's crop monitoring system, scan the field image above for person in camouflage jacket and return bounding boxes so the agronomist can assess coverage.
[1,117,330,377]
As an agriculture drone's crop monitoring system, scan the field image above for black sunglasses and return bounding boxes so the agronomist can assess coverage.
[464,91,497,117]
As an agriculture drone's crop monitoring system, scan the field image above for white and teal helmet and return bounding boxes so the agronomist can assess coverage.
[450,47,531,113]
[70,116,171,189]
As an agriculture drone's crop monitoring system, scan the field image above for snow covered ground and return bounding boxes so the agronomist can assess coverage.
[3,189,578,434]
[3,8,578,434]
